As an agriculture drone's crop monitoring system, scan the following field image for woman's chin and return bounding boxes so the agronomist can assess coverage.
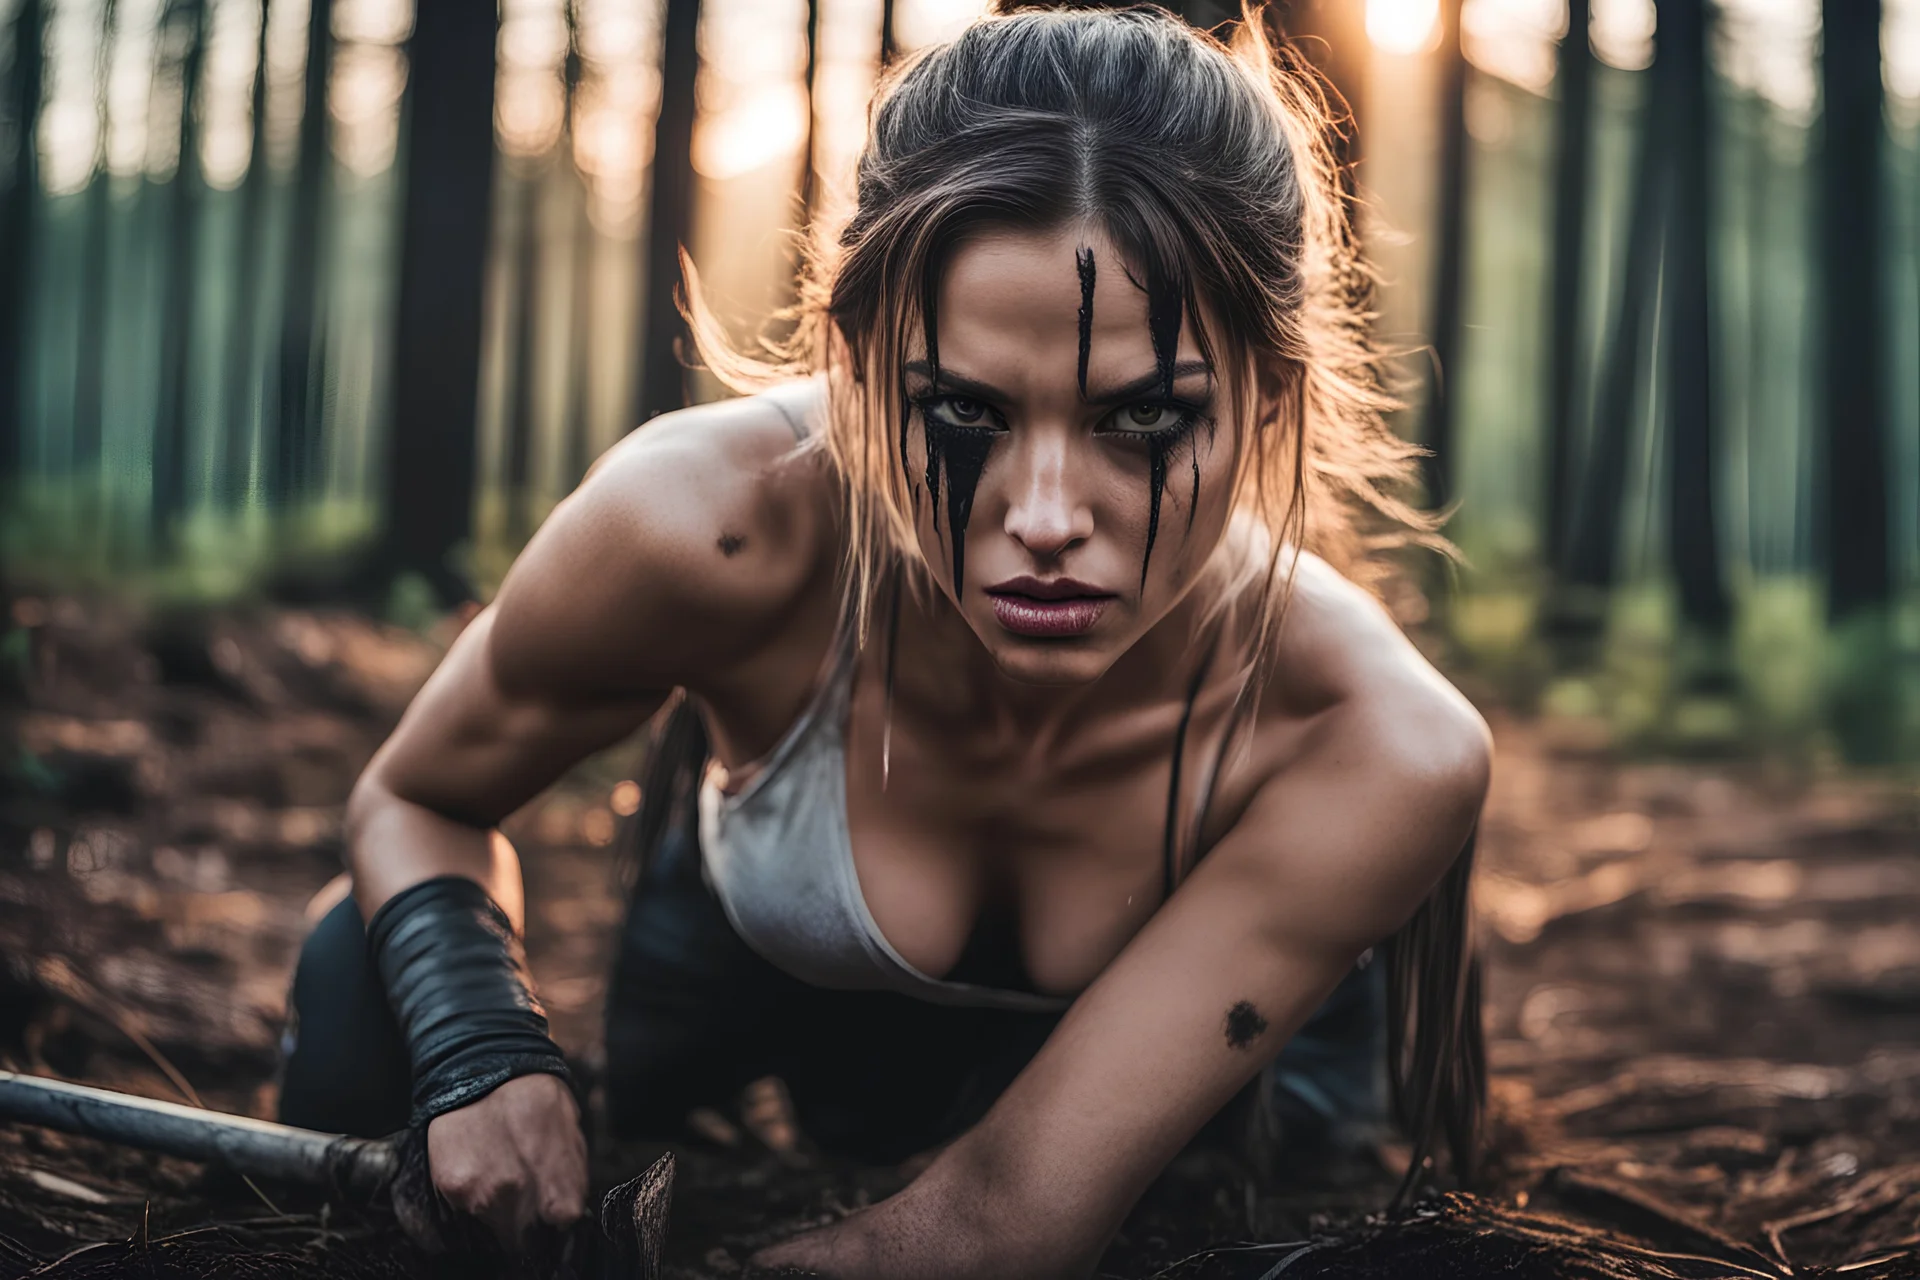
[981,633,1121,686]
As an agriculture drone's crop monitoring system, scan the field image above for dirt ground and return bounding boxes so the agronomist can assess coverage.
[3,598,1919,1278]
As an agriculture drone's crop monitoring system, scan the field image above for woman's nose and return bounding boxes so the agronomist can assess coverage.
[1002,433,1093,560]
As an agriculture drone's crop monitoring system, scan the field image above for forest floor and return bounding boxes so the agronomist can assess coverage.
[3,599,1920,1278]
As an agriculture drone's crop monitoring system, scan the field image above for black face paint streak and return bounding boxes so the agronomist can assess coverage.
[717,533,747,557]
[1138,272,1188,591]
[1076,246,1097,398]
[923,415,995,590]
[1225,1000,1268,1050]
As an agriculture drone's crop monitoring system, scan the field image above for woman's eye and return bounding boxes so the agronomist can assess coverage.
[946,397,986,423]
[1117,403,1182,432]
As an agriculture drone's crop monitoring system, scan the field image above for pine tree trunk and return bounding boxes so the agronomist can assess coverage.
[1424,0,1470,506]
[1276,0,1364,171]
[636,0,700,424]
[377,0,497,602]
[1544,0,1594,577]
[1821,0,1887,620]
[0,0,47,487]
[272,0,330,504]
[1662,0,1727,629]
[505,172,540,545]
[1565,53,1673,591]
[152,0,207,545]
[221,0,274,507]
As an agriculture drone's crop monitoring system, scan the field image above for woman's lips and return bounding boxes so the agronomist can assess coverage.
[989,593,1112,637]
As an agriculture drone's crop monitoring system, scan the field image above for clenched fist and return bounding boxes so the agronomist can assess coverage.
[427,1072,588,1249]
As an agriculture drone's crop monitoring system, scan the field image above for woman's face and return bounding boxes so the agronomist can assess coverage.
[903,225,1241,686]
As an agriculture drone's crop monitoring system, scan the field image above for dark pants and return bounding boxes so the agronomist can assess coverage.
[279,818,1386,1162]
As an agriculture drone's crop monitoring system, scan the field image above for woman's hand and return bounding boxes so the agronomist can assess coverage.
[427,1073,588,1250]
[745,1154,1084,1280]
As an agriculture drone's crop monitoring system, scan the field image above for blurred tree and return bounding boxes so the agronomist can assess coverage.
[272,0,331,504]
[221,0,275,507]
[152,0,208,543]
[377,0,498,603]
[1662,0,1727,633]
[802,0,820,221]
[1821,0,1887,622]
[1273,0,1363,170]
[637,0,699,423]
[72,0,118,479]
[505,166,541,545]
[1543,0,1594,581]
[1423,0,1468,507]
[563,22,594,492]
[1565,27,1673,598]
[0,0,47,488]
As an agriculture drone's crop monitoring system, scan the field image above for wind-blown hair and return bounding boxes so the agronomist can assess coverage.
[669,0,1481,1200]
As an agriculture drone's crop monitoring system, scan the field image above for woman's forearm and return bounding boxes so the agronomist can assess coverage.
[344,774,526,929]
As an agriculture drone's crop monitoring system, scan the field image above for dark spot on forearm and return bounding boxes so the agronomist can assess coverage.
[717,533,747,557]
[1224,1000,1268,1050]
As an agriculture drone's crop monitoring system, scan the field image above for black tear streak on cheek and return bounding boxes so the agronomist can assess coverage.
[1141,435,1170,594]
[926,420,993,589]
[1224,1000,1268,1050]
[1139,269,1185,592]
[717,533,747,557]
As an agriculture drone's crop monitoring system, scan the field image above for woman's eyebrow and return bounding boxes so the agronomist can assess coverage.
[901,361,1010,404]
[902,359,1214,408]
[1084,360,1213,405]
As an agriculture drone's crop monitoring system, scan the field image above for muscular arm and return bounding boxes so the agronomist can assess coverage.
[340,395,830,1249]
[346,397,829,921]
[757,573,1491,1279]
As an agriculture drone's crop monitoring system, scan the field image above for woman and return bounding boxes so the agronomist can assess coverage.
[277,4,1490,1276]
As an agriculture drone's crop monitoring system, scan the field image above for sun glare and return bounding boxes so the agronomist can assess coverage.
[1367,0,1442,56]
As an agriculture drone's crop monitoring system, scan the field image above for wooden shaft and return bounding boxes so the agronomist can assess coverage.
[0,1069,397,1196]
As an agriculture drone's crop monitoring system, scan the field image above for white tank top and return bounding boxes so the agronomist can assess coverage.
[696,610,1073,1011]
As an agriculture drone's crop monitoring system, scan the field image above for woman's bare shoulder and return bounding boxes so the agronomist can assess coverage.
[1260,554,1490,799]
[487,385,839,701]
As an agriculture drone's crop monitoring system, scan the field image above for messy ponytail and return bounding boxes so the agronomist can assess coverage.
[677,0,1481,1200]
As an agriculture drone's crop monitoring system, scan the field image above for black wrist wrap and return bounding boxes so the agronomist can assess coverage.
[367,875,571,1127]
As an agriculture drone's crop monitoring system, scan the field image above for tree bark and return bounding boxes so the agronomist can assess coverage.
[505,171,540,545]
[1661,0,1727,629]
[801,0,819,224]
[1275,0,1364,171]
[1544,0,1594,575]
[0,0,47,487]
[1565,49,1672,592]
[1423,0,1469,507]
[221,0,274,507]
[377,0,497,602]
[1820,0,1887,620]
[636,0,700,424]
[152,0,207,544]
[271,0,331,504]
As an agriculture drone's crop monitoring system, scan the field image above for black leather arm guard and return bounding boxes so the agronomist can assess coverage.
[367,875,571,1127]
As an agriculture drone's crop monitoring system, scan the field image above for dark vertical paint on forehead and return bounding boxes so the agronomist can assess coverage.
[1076,245,1097,398]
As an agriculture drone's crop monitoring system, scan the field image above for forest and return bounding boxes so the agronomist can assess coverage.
[3,0,1920,1277]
